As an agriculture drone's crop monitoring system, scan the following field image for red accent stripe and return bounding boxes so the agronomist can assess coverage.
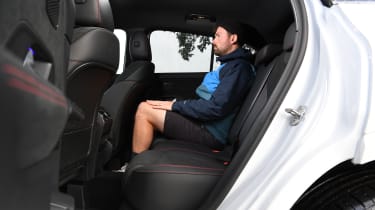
[3,64,67,106]
[96,0,101,24]
[153,164,224,171]
[157,147,214,157]
[4,64,66,101]
[136,170,224,176]
[7,78,67,108]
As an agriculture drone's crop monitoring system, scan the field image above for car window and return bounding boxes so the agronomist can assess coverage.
[150,31,215,73]
[114,29,127,74]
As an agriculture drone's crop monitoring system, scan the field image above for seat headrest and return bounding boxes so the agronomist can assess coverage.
[283,23,296,51]
[129,31,152,61]
[75,0,114,31]
[254,44,282,66]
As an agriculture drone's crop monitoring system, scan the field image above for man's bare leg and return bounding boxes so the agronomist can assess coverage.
[132,101,167,154]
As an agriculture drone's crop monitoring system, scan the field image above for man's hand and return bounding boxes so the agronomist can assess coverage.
[146,100,175,111]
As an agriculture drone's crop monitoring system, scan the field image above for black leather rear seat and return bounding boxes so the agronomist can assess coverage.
[122,23,296,210]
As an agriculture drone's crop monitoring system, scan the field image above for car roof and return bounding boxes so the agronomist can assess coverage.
[109,0,294,43]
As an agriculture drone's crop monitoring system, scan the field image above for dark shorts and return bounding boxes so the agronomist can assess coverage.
[163,111,224,150]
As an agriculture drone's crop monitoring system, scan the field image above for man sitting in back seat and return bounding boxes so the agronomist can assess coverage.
[132,21,256,156]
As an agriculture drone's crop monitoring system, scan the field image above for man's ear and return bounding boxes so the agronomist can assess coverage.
[230,34,238,44]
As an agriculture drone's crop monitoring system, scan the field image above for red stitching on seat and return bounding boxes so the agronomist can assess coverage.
[96,0,101,25]
[135,170,224,176]
[157,147,210,155]
[154,164,225,171]
[7,78,67,108]
[3,64,67,108]
[3,64,66,101]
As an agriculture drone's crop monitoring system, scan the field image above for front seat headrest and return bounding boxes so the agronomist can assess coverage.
[129,31,152,61]
[75,0,115,31]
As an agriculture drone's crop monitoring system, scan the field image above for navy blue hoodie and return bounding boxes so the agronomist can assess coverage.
[172,48,255,144]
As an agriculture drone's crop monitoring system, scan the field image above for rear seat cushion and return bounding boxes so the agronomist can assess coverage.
[123,149,226,210]
[151,138,227,158]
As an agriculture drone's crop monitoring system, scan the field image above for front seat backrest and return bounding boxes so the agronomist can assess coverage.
[60,0,119,183]
[0,50,69,210]
[100,30,155,165]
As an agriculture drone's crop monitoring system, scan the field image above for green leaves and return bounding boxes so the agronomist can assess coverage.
[175,32,211,61]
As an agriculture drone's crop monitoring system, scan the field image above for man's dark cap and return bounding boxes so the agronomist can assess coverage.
[216,20,246,45]
[215,20,266,49]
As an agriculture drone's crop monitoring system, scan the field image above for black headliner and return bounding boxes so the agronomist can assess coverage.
[109,0,293,44]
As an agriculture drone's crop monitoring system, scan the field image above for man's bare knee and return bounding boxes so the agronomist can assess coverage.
[134,101,166,131]
[135,102,151,119]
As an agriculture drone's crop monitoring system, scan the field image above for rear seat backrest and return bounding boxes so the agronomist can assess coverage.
[228,44,282,145]
[236,22,296,149]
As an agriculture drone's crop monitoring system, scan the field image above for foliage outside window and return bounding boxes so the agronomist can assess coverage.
[175,32,211,61]
[151,31,213,73]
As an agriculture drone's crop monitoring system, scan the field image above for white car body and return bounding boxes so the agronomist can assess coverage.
[219,0,375,209]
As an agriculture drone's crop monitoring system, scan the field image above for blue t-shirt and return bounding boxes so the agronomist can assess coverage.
[195,63,226,100]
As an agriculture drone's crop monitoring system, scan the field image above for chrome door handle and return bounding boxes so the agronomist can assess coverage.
[285,106,306,126]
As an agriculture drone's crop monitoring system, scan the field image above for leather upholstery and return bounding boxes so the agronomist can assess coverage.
[60,0,119,182]
[129,31,152,61]
[283,22,296,51]
[100,63,154,151]
[123,150,225,210]
[68,27,119,73]
[0,50,68,210]
[63,0,76,42]
[75,0,115,31]
[0,0,74,207]
[254,44,282,66]
[121,23,297,210]
[100,31,155,164]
